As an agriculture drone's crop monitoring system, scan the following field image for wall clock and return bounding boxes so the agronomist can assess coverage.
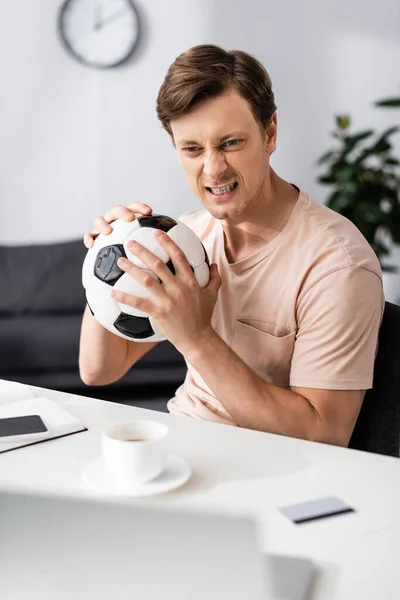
[58,0,141,69]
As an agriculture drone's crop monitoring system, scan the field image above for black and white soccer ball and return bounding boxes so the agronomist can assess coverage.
[82,214,210,342]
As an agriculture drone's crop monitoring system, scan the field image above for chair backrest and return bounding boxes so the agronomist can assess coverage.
[349,301,400,457]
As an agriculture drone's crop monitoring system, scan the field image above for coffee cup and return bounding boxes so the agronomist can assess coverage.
[102,420,169,492]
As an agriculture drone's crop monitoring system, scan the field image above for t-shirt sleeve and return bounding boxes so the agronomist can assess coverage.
[290,265,384,390]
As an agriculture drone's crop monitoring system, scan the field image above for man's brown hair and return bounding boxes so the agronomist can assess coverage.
[156,44,277,137]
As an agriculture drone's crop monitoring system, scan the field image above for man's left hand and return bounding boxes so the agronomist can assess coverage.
[111,230,221,354]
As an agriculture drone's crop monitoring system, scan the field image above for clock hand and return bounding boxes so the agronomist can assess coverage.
[95,7,128,30]
[93,2,103,30]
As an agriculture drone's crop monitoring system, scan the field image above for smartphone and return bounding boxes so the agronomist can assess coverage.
[0,414,48,441]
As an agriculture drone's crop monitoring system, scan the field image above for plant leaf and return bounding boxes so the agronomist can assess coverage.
[375,98,400,108]
[377,125,400,139]
[385,157,400,165]
[368,127,399,154]
[316,150,336,165]
[318,175,336,185]
[344,130,374,145]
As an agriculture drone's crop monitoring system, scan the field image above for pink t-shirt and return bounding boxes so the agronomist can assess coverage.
[167,189,384,426]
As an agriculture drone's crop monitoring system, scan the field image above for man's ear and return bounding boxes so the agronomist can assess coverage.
[264,112,277,154]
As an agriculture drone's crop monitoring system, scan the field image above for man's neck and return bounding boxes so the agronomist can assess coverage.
[222,171,299,264]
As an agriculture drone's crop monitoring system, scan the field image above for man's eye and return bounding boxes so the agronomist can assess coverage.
[183,147,201,154]
[223,139,240,148]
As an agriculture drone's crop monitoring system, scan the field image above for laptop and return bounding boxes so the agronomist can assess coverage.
[0,488,314,600]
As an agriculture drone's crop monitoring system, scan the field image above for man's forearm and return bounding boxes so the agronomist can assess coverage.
[183,329,322,440]
[79,305,130,385]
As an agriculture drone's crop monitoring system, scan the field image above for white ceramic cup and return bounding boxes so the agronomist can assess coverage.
[102,420,169,492]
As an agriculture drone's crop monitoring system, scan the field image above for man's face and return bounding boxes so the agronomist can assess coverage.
[170,89,276,221]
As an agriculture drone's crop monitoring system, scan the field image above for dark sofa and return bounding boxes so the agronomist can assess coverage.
[0,239,186,402]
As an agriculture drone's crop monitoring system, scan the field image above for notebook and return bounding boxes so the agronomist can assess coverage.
[0,395,87,454]
[0,379,36,404]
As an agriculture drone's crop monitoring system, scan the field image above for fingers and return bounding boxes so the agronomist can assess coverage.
[110,287,152,315]
[83,203,153,249]
[207,263,222,292]
[125,239,176,284]
[115,257,165,299]
[127,202,153,215]
[93,216,114,235]
[104,203,152,223]
[152,231,194,280]
[83,232,95,249]
[83,218,112,248]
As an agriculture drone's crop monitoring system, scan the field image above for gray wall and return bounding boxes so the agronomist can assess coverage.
[0,0,399,244]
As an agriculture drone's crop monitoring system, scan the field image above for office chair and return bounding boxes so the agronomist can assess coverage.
[349,301,400,457]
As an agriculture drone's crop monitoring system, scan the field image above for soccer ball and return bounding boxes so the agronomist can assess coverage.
[82,214,210,342]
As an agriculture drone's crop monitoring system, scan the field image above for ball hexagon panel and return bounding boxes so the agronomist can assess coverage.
[167,222,205,268]
[193,262,210,288]
[85,276,121,325]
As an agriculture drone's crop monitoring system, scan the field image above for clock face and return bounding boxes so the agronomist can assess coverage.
[58,0,141,69]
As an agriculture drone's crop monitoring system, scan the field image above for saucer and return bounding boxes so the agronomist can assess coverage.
[82,454,191,497]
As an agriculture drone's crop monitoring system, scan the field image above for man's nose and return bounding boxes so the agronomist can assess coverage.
[202,149,227,181]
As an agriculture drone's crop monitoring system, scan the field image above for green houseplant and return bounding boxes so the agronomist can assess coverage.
[317,97,400,270]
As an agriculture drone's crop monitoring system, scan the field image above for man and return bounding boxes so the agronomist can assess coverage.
[80,44,384,446]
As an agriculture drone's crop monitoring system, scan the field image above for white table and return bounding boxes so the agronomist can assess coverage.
[1,382,399,600]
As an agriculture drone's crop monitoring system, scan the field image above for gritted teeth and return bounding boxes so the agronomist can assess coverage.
[207,181,238,195]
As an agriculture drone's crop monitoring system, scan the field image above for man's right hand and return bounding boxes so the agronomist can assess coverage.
[83,203,153,249]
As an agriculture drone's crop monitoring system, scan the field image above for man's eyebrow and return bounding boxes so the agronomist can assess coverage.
[179,139,200,146]
[219,132,246,143]
[178,133,246,147]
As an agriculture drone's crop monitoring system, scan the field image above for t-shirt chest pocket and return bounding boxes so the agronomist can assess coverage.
[231,319,296,387]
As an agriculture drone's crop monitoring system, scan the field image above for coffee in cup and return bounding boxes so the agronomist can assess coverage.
[102,421,169,492]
